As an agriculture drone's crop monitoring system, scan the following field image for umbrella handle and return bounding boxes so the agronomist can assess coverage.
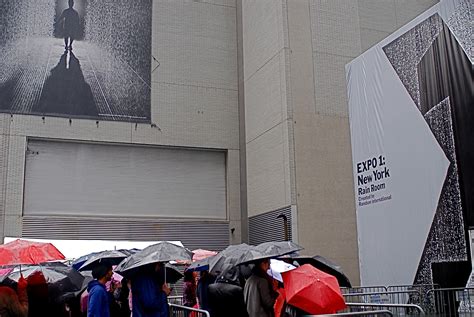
[164,264,167,285]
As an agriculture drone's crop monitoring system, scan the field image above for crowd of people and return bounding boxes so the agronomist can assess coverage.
[0,258,305,317]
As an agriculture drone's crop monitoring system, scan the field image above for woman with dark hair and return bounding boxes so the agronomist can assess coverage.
[182,270,197,315]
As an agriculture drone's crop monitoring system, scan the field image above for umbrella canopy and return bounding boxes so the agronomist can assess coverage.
[0,239,65,266]
[115,241,192,275]
[290,255,352,288]
[71,251,101,270]
[192,249,217,262]
[281,264,346,315]
[234,241,303,266]
[163,263,184,284]
[4,262,84,294]
[255,241,303,258]
[207,243,253,274]
[187,257,212,272]
[79,249,134,271]
[267,259,296,283]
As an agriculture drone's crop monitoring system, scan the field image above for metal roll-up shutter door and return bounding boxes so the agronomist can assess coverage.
[24,140,227,220]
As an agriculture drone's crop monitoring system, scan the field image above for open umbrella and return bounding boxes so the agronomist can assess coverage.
[281,264,346,315]
[192,249,217,262]
[290,255,352,287]
[4,262,84,294]
[187,257,212,272]
[79,249,134,271]
[267,259,296,283]
[255,241,303,258]
[0,239,65,266]
[163,263,184,284]
[233,241,304,266]
[115,241,192,277]
[207,243,253,274]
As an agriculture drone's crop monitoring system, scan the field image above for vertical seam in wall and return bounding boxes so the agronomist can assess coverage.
[1,118,11,242]
[308,0,318,115]
[394,0,399,27]
[280,0,294,205]
[236,0,248,243]
[356,0,363,58]
[283,0,298,227]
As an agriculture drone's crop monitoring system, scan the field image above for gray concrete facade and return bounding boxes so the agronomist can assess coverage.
[0,0,440,283]
[242,0,438,284]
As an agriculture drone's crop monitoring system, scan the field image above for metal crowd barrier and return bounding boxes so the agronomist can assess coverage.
[343,290,422,307]
[345,303,425,315]
[341,286,388,295]
[387,284,439,311]
[320,310,393,316]
[168,295,184,305]
[169,303,210,317]
[425,287,474,315]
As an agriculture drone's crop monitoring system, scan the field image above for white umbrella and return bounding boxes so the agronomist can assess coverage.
[267,259,296,282]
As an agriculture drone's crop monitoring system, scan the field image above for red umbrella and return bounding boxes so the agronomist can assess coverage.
[0,239,65,266]
[281,264,346,315]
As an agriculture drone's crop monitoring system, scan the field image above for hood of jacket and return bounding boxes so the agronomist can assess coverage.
[87,279,105,293]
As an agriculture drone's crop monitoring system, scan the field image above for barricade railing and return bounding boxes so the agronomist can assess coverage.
[425,287,474,315]
[343,290,422,307]
[168,295,183,305]
[341,286,388,295]
[345,302,425,315]
[168,303,210,317]
[321,311,393,316]
[387,284,439,292]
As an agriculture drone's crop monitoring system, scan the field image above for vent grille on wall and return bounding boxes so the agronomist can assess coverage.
[22,216,229,251]
[249,206,292,245]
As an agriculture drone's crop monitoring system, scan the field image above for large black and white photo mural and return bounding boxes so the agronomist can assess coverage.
[347,0,473,287]
[0,0,152,122]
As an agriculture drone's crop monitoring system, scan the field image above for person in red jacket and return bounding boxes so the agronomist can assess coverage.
[0,275,28,317]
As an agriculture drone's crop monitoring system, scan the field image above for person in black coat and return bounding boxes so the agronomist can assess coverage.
[208,267,248,317]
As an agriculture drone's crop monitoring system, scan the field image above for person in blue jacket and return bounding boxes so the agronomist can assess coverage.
[87,263,113,317]
[131,263,171,317]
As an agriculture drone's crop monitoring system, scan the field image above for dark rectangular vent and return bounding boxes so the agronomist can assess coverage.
[248,206,292,245]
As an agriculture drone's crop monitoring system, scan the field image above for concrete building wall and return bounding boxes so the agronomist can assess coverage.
[242,0,295,217]
[290,0,438,284]
[243,0,438,284]
[0,0,242,244]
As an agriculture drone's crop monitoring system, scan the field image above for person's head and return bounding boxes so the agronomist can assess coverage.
[92,264,113,284]
[255,259,270,273]
[184,270,195,283]
[68,0,74,8]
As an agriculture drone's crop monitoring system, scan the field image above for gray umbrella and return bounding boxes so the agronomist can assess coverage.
[207,243,253,274]
[234,241,304,266]
[4,262,84,294]
[255,241,303,258]
[115,241,192,276]
[79,249,133,271]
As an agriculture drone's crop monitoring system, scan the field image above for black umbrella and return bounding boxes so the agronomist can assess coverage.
[255,241,303,257]
[234,241,304,266]
[208,243,254,274]
[163,263,184,284]
[290,255,352,288]
[115,242,192,277]
[4,262,85,293]
[79,249,133,271]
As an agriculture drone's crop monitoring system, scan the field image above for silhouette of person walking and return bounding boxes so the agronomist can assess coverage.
[56,0,80,51]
